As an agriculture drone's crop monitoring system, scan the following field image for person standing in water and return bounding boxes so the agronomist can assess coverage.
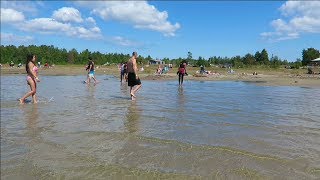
[177,62,187,85]
[127,52,142,100]
[19,54,40,104]
[85,57,98,84]
[120,62,126,83]
[124,62,128,82]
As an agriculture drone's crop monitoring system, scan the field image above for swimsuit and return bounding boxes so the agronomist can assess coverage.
[88,70,95,77]
[26,66,38,81]
[178,67,185,75]
[128,72,141,87]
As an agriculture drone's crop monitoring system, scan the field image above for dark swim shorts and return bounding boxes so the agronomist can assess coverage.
[128,72,141,87]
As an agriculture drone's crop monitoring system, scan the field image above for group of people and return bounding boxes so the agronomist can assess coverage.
[18,51,191,104]
[84,52,142,100]
[196,65,220,76]
[155,65,170,75]
[19,52,143,104]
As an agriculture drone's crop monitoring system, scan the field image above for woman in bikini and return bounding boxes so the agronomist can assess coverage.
[19,54,40,104]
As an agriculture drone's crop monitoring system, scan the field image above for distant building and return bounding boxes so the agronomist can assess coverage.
[149,59,164,65]
[312,57,320,61]
[308,57,320,74]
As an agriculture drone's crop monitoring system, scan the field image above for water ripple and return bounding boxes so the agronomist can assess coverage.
[1,75,319,179]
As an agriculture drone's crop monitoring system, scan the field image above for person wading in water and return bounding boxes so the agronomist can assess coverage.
[127,52,142,100]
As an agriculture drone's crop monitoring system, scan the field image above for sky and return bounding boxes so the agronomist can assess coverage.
[1,1,319,62]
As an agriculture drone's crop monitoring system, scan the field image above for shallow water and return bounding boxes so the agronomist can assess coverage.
[1,75,320,179]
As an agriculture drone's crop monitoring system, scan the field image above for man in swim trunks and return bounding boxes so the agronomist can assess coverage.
[127,52,142,100]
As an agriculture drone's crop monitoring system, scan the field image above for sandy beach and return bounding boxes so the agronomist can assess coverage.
[1,65,319,87]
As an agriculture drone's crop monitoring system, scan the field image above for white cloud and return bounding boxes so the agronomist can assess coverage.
[279,1,320,17]
[261,1,320,42]
[22,18,71,33]
[108,36,138,46]
[1,8,25,23]
[1,1,38,15]
[290,16,320,33]
[86,17,96,25]
[75,1,180,36]
[19,18,102,40]
[52,7,83,23]
[1,2,102,40]
[76,26,102,39]
[1,3,141,44]
[1,32,34,43]
[271,19,291,32]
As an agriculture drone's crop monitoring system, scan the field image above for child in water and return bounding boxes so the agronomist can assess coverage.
[177,63,187,85]
[85,57,98,84]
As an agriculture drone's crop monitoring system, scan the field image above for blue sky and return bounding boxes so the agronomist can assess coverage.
[1,1,319,61]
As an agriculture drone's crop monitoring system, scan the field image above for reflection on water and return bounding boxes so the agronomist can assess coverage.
[23,104,39,138]
[178,86,184,103]
[1,75,320,179]
[125,101,141,134]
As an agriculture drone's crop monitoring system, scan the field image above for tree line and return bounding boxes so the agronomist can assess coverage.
[1,45,319,68]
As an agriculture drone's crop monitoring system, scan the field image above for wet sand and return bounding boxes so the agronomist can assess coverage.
[1,65,319,87]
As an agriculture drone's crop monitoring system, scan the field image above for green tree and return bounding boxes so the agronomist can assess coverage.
[270,55,281,68]
[260,49,269,65]
[254,51,261,63]
[231,56,243,68]
[196,56,209,67]
[68,49,78,64]
[162,57,170,64]
[242,53,255,65]
[302,48,319,65]
[145,55,152,64]
[293,59,302,69]
[187,51,192,61]
[78,49,91,64]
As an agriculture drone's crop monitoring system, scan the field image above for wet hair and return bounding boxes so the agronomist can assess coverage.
[26,54,35,74]
[86,60,94,70]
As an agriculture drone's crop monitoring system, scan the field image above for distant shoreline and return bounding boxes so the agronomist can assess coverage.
[1,65,319,88]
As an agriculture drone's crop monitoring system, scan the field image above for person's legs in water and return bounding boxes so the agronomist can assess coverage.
[128,72,141,100]
[179,73,184,85]
[131,84,142,99]
[130,86,135,100]
[181,73,184,85]
[32,81,37,103]
[92,75,98,84]
[86,74,90,84]
[120,71,124,82]
[131,77,142,100]
[90,71,98,84]
[20,78,37,104]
